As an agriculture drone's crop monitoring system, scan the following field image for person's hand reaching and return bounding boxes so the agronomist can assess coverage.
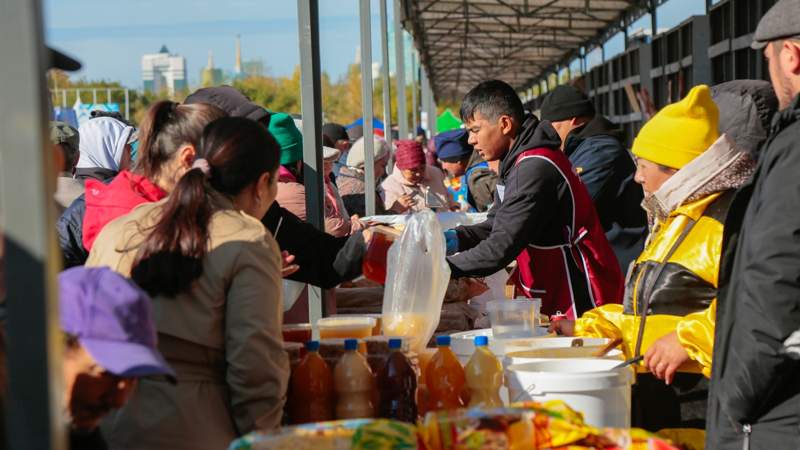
[280,250,300,278]
[644,331,690,385]
[549,319,576,336]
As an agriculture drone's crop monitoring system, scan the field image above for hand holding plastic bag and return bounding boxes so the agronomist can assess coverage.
[382,210,451,352]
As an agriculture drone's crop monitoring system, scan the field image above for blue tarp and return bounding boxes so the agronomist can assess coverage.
[346,117,384,130]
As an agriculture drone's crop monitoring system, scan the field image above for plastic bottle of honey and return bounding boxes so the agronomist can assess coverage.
[465,336,504,408]
[425,335,466,411]
[334,338,376,419]
[376,338,418,422]
[289,340,334,424]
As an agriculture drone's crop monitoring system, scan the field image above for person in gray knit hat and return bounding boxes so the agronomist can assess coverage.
[51,121,84,211]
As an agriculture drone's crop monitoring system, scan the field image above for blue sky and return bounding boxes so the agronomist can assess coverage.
[44,0,390,89]
[45,0,703,90]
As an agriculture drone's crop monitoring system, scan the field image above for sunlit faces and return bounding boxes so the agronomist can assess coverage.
[464,111,515,162]
[63,344,137,431]
[634,157,676,196]
[401,164,426,185]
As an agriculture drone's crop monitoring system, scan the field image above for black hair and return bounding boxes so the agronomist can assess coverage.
[131,117,280,297]
[460,79,525,125]
[134,101,227,181]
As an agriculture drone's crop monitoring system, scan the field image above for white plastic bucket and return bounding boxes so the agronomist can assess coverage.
[504,347,624,367]
[506,358,633,428]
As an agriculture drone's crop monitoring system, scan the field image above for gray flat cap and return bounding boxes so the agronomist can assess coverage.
[752,0,800,49]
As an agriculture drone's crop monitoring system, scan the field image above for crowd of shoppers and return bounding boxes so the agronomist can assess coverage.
[3,2,800,448]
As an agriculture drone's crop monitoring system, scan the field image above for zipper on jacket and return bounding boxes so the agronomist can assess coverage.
[742,423,751,450]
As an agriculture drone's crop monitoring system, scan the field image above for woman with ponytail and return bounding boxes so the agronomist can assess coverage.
[86,117,288,450]
[57,100,225,268]
[81,100,226,252]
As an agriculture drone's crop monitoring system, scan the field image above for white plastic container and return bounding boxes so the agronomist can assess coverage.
[505,359,633,428]
[449,328,552,364]
[485,299,541,339]
[504,347,624,367]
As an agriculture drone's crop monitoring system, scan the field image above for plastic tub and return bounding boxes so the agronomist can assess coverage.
[505,358,633,428]
[504,347,623,367]
[317,316,377,340]
[331,314,382,336]
[282,323,312,343]
[486,299,541,339]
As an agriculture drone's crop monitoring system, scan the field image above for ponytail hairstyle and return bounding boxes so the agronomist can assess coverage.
[134,100,227,182]
[131,117,280,297]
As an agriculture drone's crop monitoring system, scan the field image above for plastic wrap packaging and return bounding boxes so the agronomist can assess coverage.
[382,210,451,352]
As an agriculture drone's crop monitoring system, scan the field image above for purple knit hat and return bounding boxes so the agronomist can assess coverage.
[59,266,175,381]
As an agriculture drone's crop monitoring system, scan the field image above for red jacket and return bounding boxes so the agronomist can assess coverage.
[82,170,166,251]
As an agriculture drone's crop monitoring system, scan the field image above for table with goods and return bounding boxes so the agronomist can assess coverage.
[237,211,688,450]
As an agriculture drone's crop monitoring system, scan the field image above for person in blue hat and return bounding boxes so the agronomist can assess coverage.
[435,129,498,212]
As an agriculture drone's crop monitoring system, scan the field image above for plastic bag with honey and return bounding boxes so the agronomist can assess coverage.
[382,210,451,353]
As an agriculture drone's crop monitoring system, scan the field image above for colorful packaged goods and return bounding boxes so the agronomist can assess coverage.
[334,339,376,419]
[376,338,418,423]
[289,341,334,424]
[228,419,373,450]
[425,335,466,412]
[230,401,681,449]
[464,336,504,408]
[351,419,419,449]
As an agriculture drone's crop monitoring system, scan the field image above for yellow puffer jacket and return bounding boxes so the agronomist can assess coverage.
[575,191,733,377]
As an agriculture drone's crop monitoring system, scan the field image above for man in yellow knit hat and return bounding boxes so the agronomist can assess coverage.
[552,84,759,432]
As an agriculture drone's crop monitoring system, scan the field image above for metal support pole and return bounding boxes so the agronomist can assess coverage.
[124,89,130,120]
[650,0,658,38]
[394,0,408,139]
[411,50,418,135]
[0,0,65,449]
[62,89,67,108]
[106,88,111,104]
[92,88,97,105]
[380,0,393,152]
[359,0,376,216]
[296,0,326,321]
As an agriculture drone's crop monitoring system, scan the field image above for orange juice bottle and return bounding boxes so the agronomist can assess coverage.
[465,336,504,408]
[425,335,465,411]
[288,341,334,424]
[334,339,376,419]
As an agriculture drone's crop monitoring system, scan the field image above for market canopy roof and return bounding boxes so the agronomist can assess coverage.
[400,0,637,101]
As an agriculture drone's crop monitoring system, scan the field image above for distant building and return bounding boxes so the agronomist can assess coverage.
[200,51,224,87]
[242,59,265,78]
[142,45,187,95]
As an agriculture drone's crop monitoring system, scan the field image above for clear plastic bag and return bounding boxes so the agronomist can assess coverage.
[381,210,451,352]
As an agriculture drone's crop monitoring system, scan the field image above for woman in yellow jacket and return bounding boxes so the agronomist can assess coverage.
[553,85,757,431]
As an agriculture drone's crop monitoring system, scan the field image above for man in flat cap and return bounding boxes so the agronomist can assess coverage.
[706,0,800,447]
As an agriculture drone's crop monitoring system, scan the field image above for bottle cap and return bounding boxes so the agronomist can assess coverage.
[305,340,320,352]
[344,339,359,351]
[388,338,403,350]
[474,336,489,347]
[436,335,451,347]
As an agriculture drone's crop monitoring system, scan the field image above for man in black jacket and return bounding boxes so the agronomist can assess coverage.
[540,85,646,272]
[445,80,623,318]
[707,1,800,447]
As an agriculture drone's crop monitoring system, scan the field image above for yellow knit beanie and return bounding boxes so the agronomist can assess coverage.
[632,85,719,170]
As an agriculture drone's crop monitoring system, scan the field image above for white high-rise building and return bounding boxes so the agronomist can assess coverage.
[142,45,187,95]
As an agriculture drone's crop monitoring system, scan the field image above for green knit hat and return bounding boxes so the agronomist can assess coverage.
[268,112,303,165]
